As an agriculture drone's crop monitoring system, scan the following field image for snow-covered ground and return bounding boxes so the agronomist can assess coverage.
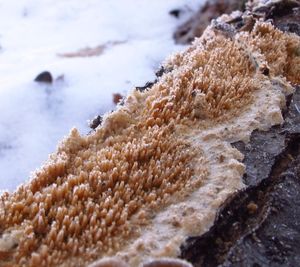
[0,0,204,191]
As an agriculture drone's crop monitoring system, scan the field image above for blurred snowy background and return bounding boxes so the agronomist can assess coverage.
[0,0,203,191]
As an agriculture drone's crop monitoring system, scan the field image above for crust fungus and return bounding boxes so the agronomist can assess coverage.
[0,3,299,267]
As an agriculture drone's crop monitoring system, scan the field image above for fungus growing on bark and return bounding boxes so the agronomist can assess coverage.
[0,6,299,267]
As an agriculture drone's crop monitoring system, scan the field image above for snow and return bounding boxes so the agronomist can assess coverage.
[0,0,204,191]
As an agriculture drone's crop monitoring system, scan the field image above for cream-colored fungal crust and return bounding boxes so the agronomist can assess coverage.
[0,21,299,267]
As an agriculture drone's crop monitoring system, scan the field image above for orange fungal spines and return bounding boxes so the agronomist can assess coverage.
[0,19,299,267]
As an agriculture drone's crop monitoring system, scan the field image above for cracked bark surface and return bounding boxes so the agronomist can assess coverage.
[174,0,246,44]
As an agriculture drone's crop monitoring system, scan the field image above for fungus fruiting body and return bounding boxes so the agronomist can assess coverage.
[0,14,299,267]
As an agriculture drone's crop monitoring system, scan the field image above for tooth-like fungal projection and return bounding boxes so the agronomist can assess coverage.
[0,2,299,267]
